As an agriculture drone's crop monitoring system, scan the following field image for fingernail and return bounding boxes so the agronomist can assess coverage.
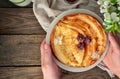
[44,44,49,50]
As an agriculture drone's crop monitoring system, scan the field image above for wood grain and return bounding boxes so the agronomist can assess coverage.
[0,67,119,79]
[0,7,120,79]
[61,67,119,79]
[0,35,45,66]
[0,67,43,79]
[0,8,46,35]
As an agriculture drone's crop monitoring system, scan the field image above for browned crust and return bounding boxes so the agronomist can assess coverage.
[50,13,106,67]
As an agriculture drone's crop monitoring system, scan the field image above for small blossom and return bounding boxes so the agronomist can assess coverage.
[104,1,110,6]
[100,6,108,13]
[100,9,106,13]
[103,4,109,9]
[111,12,119,22]
[117,0,120,5]
[118,7,120,10]
[104,13,111,21]
[111,12,117,17]
[97,0,104,5]
[97,0,120,33]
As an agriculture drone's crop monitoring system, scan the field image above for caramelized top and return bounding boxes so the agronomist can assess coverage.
[50,13,106,67]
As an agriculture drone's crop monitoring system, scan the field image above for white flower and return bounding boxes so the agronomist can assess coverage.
[118,7,120,10]
[117,0,120,2]
[104,13,111,22]
[97,0,104,5]
[103,4,109,9]
[100,9,106,13]
[111,12,119,22]
[100,6,108,13]
[117,0,120,5]
[98,0,120,33]
[104,1,110,6]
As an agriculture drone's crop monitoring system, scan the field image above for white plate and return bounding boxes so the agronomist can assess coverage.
[46,9,109,72]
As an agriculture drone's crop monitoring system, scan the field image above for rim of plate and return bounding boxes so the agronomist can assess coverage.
[46,9,109,72]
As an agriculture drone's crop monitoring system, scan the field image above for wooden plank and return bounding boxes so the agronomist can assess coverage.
[0,67,43,79]
[0,67,119,79]
[0,35,119,79]
[0,35,45,66]
[0,8,46,35]
[61,67,119,79]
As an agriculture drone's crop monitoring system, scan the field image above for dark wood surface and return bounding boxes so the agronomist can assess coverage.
[0,67,116,79]
[0,1,119,79]
[0,35,45,66]
[0,8,45,35]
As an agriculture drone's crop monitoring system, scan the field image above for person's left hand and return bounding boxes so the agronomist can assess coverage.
[40,39,61,79]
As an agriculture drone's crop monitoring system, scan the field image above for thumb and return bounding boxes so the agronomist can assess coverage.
[44,43,54,62]
[108,32,120,53]
[40,39,54,66]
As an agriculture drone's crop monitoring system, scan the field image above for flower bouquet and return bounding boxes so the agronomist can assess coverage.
[97,0,120,33]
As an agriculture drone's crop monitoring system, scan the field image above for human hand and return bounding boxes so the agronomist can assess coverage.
[40,39,61,79]
[103,32,120,78]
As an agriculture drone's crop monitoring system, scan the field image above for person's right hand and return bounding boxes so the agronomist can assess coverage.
[103,32,120,78]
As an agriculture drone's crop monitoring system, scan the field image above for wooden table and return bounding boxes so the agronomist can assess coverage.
[0,1,119,79]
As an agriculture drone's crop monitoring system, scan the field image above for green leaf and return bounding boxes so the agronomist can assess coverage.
[9,0,24,3]
[114,9,120,14]
[111,0,117,5]
[104,26,115,32]
[116,28,120,33]
[103,21,112,26]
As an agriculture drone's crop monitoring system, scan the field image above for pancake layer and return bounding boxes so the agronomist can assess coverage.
[50,13,106,67]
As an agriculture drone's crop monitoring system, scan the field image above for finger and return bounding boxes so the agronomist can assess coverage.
[40,38,46,50]
[40,38,46,66]
[103,44,112,63]
[40,38,46,57]
[44,43,53,62]
[41,39,54,67]
[105,44,112,57]
[108,32,120,51]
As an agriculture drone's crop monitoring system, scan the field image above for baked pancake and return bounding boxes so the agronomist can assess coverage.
[50,13,106,67]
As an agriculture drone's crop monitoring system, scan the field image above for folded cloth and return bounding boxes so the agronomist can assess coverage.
[32,0,115,77]
[32,0,103,31]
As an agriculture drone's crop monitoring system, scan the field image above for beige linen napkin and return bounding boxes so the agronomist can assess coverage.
[32,0,115,77]
[32,0,103,31]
